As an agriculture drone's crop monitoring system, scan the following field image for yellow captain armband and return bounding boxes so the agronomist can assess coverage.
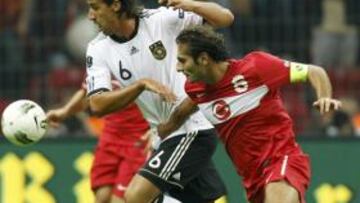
[289,62,309,83]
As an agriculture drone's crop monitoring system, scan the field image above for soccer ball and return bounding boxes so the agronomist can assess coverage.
[1,100,48,146]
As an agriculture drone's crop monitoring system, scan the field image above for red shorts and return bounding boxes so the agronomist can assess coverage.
[90,141,147,197]
[244,154,311,203]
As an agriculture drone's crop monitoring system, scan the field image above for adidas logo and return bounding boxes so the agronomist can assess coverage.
[172,172,181,181]
[130,46,139,55]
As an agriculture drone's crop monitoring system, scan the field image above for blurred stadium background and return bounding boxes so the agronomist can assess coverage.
[1,0,360,202]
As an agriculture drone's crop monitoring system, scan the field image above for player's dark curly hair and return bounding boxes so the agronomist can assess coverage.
[103,0,142,18]
[176,25,229,62]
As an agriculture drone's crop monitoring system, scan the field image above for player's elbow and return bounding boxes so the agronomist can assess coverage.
[222,9,235,26]
[88,96,108,117]
[89,103,106,117]
[214,9,234,28]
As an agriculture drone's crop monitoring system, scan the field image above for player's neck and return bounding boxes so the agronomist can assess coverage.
[206,61,229,84]
[113,17,137,39]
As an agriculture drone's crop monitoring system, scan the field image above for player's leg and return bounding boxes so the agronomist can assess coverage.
[109,195,125,203]
[125,129,226,203]
[91,142,125,203]
[124,174,162,203]
[169,159,226,203]
[249,154,310,203]
[264,180,299,203]
[110,144,149,203]
[162,194,182,203]
[94,186,113,203]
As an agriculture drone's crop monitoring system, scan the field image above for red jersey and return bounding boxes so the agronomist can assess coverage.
[185,51,304,177]
[100,103,149,146]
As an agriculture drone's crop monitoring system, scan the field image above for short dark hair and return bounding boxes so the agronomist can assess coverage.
[176,25,229,62]
[103,0,142,18]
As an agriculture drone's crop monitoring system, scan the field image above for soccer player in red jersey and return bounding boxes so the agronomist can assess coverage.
[148,25,342,203]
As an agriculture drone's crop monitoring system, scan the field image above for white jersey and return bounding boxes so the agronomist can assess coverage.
[86,7,213,139]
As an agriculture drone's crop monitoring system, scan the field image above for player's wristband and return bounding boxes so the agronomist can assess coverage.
[150,127,161,150]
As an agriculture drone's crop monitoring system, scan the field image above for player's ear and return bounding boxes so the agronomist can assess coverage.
[198,52,209,66]
[112,0,121,12]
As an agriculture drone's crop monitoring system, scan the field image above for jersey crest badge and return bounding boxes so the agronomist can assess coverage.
[149,41,167,60]
[212,100,231,121]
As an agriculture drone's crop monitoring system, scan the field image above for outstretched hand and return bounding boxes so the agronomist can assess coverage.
[136,128,161,154]
[313,98,342,115]
[46,109,67,128]
[139,78,177,103]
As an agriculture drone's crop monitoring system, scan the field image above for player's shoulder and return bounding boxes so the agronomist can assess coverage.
[243,51,275,61]
[86,32,111,57]
[243,51,284,66]
[88,32,107,45]
[87,32,109,49]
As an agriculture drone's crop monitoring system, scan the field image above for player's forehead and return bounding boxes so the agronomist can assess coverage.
[87,0,101,6]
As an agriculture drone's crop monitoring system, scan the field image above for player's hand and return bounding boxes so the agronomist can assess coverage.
[139,129,153,154]
[159,0,196,11]
[137,128,161,154]
[46,109,68,128]
[313,98,342,115]
[139,78,177,103]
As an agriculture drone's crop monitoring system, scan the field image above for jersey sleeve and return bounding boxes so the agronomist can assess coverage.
[85,44,112,96]
[159,7,203,34]
[250,52,291,90]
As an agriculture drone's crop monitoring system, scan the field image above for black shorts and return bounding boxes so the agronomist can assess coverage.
[139,129,226,203]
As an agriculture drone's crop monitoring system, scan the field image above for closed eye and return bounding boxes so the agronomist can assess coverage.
[177,57,186,64]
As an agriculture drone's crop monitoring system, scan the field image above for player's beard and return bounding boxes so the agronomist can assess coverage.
[98,24,111,35]
[94,21,111,35]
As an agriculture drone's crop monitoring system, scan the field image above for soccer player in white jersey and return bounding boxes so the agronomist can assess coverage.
[85,0,234,203]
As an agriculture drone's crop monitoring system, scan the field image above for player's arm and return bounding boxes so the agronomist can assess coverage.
[158,97,198,138]
[252,52,341,115]
[141,97,198,152]
[46,88,87,128]
[307,65,342,114]
[161,0,234,28]
[289,63,342,114]
[88,78,177,116]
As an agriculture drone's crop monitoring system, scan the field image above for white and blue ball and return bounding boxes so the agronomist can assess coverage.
[1,100,48,146]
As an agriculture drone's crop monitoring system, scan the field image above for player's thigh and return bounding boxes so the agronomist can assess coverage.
[91,143,122,191]
[124,174,161,203]
[131,130,222,203]
[264,180,299,203]
[169,160,226,203]
[112,146,147,198]
[94,186,113,203]
[110,195,125,203]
